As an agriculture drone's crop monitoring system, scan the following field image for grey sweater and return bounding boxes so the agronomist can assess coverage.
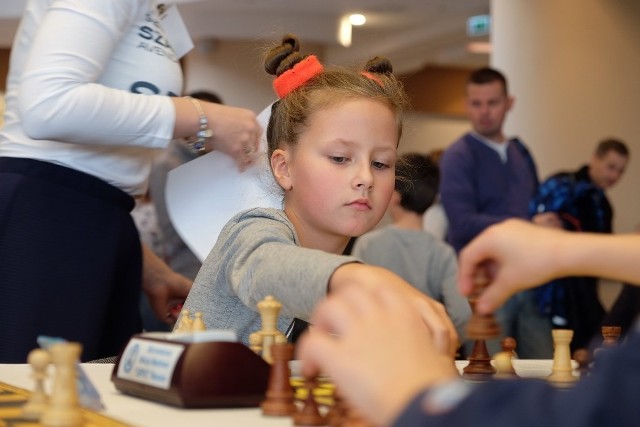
[181,207,358,344]
[352,226,471,339]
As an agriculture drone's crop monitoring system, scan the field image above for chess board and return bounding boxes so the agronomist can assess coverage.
[0,382,129,427]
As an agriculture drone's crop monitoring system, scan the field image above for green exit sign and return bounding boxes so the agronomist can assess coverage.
[467,15,491,37]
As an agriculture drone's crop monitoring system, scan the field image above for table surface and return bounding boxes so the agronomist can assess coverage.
[0,360,566,427]
[0,364,290,427]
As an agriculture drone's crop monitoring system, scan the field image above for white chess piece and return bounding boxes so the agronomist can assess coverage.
[192,311,206,331]
[41,342,83,427]
[547,329,577,387]
[175,309,193,332]
[22,348,51,420]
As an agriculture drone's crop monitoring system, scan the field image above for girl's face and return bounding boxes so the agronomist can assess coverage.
[271,98,398,253]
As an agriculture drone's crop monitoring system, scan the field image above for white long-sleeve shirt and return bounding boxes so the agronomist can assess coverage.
[0,0,184,195]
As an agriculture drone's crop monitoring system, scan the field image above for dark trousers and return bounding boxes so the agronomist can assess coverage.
[0,157,142,362]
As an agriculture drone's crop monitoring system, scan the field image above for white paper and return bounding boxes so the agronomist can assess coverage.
[116,338,185,389]
[159,4,194,59]
[166,103,282,262]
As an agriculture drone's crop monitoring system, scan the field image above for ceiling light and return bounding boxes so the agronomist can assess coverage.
[338,16,352,47]
[349,14,366,26]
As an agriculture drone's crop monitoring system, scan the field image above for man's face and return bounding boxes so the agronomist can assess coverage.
[589,150,628,189]
[465,81,514,142]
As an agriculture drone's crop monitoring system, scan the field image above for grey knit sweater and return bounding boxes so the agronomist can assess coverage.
[181,207,358,344]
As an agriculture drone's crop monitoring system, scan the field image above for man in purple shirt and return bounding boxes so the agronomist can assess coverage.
[439,67,555,358]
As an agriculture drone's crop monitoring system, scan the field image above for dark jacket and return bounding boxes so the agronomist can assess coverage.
[394,329,640,427]
[529,165,611,351]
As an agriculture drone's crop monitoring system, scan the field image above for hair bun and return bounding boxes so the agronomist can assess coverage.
[364,56,393,75]
[265,34,305,76]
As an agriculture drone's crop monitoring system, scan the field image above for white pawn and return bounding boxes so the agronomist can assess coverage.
[192,312,206,331]
[493,352,517,379]
[22,348,51,420]
[175,309,193,332]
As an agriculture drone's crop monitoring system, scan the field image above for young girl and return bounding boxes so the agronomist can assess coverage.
[181,34,457,356]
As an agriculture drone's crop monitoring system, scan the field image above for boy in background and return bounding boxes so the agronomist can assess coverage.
[352,152,471,341]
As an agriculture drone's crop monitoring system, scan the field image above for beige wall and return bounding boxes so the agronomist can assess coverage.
[183,39,276,114]
[492,0,640,233]
[401,112,469,155]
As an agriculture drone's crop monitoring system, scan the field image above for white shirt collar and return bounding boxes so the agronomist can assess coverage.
[471,131,509,163]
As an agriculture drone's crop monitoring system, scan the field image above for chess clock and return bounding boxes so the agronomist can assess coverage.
[111,331,270,407]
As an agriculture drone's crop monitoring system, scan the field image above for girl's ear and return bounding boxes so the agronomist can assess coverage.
[271,148,293,190]
[389,190,401,206]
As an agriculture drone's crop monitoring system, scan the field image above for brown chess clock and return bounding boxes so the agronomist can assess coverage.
[111,332,270,408]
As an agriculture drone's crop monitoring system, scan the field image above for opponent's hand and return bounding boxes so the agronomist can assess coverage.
[297,285,459,427]
[203,103,261,170]
[458,219,564,314]
[330,263,458,357]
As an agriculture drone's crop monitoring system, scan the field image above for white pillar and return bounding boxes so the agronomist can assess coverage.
[492,0,640,232]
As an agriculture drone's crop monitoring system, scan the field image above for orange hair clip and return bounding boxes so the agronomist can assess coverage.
[273,55,324,98]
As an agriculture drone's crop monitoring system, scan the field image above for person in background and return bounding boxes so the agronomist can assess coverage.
[298,219,640,427]
[438,66,553,358]
[0,0,260,362]
[531,138,630,351]
[439,67,540,253]
[180,34,458,355]
[352,152,471,341]
[136,90,224,333]
[130,189,169,332]
[148,90,224,282]
[422,148,448,240]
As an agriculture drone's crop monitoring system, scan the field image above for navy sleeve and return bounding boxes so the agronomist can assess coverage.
[393,332,640,427]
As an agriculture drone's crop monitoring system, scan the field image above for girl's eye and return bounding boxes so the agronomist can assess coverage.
[372,161,389,170]
[330,156,348,164]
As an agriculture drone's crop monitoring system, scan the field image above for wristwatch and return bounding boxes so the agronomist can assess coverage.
[185,96,213,155]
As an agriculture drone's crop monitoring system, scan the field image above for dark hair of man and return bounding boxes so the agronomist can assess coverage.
[595,138,629,158]
[394,152,440,215]
[467,67,508,95]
